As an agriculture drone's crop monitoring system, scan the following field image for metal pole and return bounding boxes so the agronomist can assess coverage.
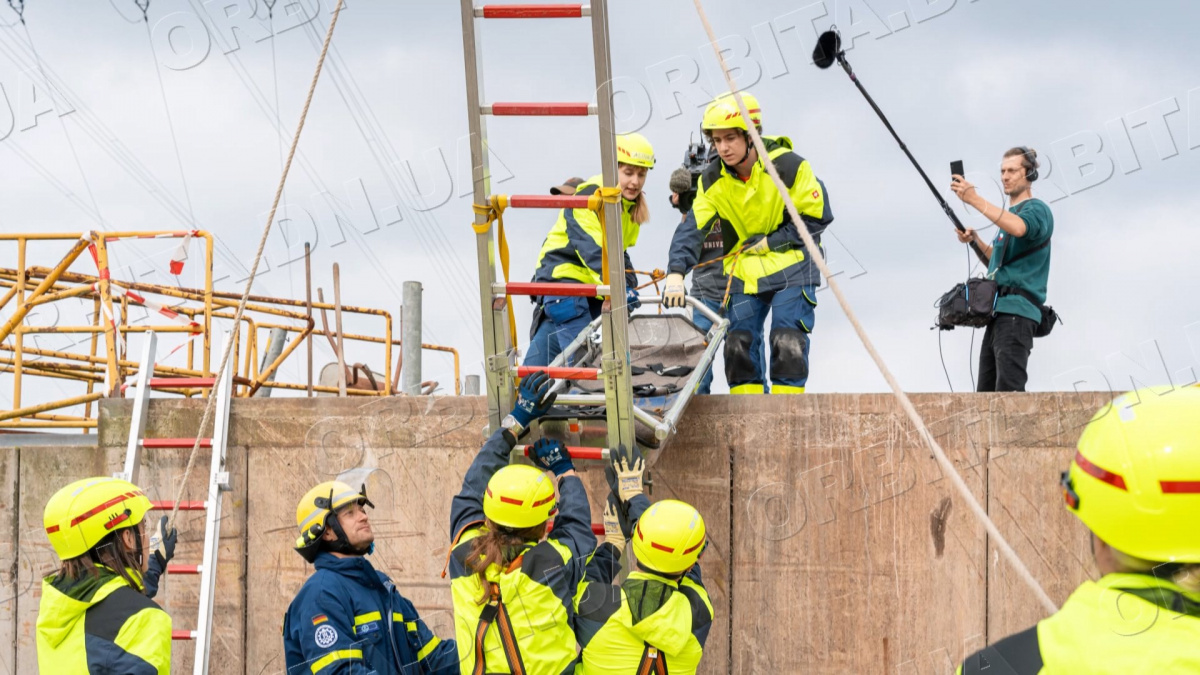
[304,242,313,396]
[402,281,423,395]
[590,0,636,450]
[464,374,480,395]
[252,327,288,397]
[460,0,514,430]
[333,264,346,397]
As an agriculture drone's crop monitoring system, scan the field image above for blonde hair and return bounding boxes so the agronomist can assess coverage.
[629,191,649,225]
[1113,548,1200,593]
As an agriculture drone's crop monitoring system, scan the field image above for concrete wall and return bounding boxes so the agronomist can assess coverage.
[0,391,1113,674]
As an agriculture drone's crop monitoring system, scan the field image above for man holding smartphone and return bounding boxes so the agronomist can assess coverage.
[951,147,1054,392]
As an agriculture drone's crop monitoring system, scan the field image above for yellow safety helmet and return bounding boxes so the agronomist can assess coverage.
[1062,387,1200,562]
[633,499,707,575]
[294,481,373,558]
[701,91,762,133]
[483,464,557,530]
[44,477,153,561]
[616,132,656,169]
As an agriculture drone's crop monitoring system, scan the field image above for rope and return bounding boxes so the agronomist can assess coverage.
[471,196,519,350]
[168,0,345,528]
[690,0,1058,615]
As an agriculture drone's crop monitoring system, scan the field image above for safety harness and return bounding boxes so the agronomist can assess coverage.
[472,553,528,675]
[636,644,669,675]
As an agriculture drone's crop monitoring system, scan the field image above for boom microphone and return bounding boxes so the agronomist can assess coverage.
[811,27,988,265]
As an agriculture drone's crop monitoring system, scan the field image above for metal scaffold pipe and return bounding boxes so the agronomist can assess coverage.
[402,281,423,395]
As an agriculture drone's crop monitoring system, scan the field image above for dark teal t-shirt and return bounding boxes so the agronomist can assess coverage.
[987,198,1053,323]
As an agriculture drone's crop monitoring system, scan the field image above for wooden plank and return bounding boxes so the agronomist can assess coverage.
[730,394,989,674]
[0,448,17,675]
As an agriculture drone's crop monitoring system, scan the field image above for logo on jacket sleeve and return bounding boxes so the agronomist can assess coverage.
[314,624,338,649]
[311,614,328,626]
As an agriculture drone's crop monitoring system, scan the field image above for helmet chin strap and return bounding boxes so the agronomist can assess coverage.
[325,510,372,557]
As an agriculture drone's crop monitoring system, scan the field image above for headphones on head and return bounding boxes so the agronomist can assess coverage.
[1016,146,1039,182]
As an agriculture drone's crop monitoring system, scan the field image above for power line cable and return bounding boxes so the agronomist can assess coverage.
[295,18,482,333]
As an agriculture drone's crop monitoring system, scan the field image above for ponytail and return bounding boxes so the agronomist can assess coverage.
[465,519,547,604]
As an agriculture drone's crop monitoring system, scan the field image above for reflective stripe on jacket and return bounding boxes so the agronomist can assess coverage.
[283,552,458,674]
[448,429,598,675]
[36,567,171,675]
[958,573,1200,674]
[573,563,714,675]
[667,136,833,294]
[533,175,640,292]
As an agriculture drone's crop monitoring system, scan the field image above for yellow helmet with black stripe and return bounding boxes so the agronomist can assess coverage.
[294,481,372,560]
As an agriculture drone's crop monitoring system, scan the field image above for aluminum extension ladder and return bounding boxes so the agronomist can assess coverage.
[116,329,234,675]
[461,1,639,454]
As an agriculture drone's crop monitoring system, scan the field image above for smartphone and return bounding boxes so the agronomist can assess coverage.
[950,160,965,178]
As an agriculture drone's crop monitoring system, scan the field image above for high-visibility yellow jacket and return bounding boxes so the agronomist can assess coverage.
[533,175,640,291]
[448,429,598,675]
[573,564,714,675]
[36,566,171,675]
[957,573,1200,673]
[667,136,833,295]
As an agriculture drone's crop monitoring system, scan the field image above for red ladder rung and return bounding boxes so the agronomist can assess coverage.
[172,630,196,640]
[517,366,600,381]
[519,444,607,461]
[486,102,593,116]
[141,438,213,449]
[149,500,206,511]
[507,195,593,209]
[166,564,201,574]
[478,4,586,19]
[148,377,215,389]
[502,282,602,297]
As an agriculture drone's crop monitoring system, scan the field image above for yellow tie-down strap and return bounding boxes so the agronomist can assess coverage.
[588,186,622,285]
[471,196,519,352]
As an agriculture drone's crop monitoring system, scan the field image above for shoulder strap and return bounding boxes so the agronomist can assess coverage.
[472,566,528,675]
[636,643,668,675]
[1004,236,1051,267]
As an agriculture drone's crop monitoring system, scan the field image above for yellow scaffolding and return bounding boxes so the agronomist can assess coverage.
[0,231,462,430]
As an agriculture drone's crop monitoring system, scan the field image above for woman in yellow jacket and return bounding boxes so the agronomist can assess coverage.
[447,371,597,674]
[958,387,1200,673]
[36,476,173,675]
[574,447,714,675]
[524,132,655,366]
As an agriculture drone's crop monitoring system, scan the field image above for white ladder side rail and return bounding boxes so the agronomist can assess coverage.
[119,330,159,484]
[192,330,234,675]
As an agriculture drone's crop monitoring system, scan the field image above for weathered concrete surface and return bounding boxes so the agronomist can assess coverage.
[0,391,1114,674]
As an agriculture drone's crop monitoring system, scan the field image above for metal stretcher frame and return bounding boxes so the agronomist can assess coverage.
[545,294,728,442]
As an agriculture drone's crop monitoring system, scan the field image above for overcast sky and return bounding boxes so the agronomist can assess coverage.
[1,0,1198,409]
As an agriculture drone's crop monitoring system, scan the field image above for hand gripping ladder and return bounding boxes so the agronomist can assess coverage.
[117,329,234,674]
[461,1,638,453]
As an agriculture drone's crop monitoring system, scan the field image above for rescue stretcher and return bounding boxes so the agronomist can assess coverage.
[538,295,729,452]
